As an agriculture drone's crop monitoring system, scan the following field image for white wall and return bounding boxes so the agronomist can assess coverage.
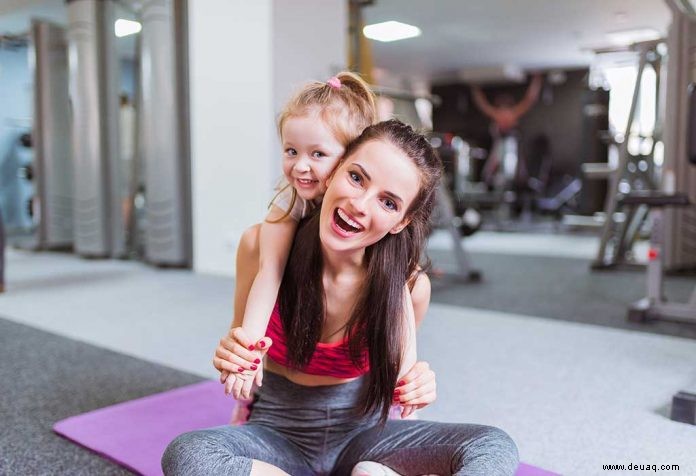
[189,0,347,277]
[271,0,347,178]
[272,0,346,117]
[189,0,274,276]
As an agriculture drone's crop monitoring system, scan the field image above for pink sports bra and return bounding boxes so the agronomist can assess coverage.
[265,303,369,378]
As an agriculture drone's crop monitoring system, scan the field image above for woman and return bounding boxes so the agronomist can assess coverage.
[162,120,519,475]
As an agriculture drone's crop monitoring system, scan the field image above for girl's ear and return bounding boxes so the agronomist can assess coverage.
[389,217,411,234]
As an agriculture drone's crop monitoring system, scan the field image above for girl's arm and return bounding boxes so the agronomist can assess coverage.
[240,205,298,341]
[222,206,296,399]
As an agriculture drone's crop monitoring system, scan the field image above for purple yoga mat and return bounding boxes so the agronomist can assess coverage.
[54,381,234,476]
[53,380,558,476]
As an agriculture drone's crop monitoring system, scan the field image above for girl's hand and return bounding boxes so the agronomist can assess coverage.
[393,361,437,418]
[213,327,271,398]
[225,372,256,400]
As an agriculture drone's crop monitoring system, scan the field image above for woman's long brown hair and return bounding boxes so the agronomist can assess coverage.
[278,120,442,423]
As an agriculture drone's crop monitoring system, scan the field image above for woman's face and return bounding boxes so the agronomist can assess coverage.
[319,139,421,253]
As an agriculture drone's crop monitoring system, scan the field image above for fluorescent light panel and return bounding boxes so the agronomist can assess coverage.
[115,19,142,38]
[363,21,421,43]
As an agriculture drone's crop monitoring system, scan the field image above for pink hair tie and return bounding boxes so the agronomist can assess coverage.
[327,76,342,89]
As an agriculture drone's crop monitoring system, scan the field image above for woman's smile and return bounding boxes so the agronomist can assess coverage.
[332,208,364,236]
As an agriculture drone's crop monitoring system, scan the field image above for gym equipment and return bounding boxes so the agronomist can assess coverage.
[625,0,696,426]
[661,0,696,272]
[592,39,664,270]
[430,135,482,281]
[624,190,692,323]
[627,5,696,324]
[54,379,556,476]
[577,88,609,216]
[535,177,582,215]
[434,182,482,282]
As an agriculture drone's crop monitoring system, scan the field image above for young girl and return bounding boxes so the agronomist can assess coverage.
[220,72,378,399]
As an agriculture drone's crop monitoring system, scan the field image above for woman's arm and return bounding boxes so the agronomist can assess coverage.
[397,284,419,418]
[400,285,418,373]
[396,273,432,417]
[395,272,429,400]
[411,272,431,328]
[394,361,437,410]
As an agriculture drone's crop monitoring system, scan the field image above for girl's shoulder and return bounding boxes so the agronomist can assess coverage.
[270,180,310,222]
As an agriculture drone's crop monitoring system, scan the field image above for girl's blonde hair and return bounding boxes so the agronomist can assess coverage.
[270,71,377,222]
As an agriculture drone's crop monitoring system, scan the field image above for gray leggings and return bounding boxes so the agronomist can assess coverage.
[162,371,518,476]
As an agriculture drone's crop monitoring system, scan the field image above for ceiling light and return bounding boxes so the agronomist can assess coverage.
[363,21,421,43]
[115,19,142,38]
[605,27,660,46]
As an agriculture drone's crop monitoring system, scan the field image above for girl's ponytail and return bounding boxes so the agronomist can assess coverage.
[334,71,378,125]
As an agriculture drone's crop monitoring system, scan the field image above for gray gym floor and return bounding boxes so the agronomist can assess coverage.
[0,318,203,476]
[1,232,695,475]
[428,231,696,340]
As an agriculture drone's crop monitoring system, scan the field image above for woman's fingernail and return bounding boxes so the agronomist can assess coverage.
[254,358,261,364]
[248,345,255,350]
[393,396,400,402]
[251,365,258,371]
[259,341,266,348]
[398,380,406,386]
[393,389,400,395]
[238,367,244,372]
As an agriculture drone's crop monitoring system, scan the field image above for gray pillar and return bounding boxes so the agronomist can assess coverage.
[140,0,191,267]
[31,20,73,249]
[67,0,125,258]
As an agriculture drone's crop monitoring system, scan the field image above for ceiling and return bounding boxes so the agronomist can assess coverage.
[363,0,672,83]
[0,0,676,82]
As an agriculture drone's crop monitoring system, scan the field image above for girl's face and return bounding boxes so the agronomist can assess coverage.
[319,139,421,254]
[281,112,345,201]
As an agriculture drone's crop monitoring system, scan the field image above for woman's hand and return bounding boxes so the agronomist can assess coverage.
[394,361,437,418]
[212,327,272,399]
